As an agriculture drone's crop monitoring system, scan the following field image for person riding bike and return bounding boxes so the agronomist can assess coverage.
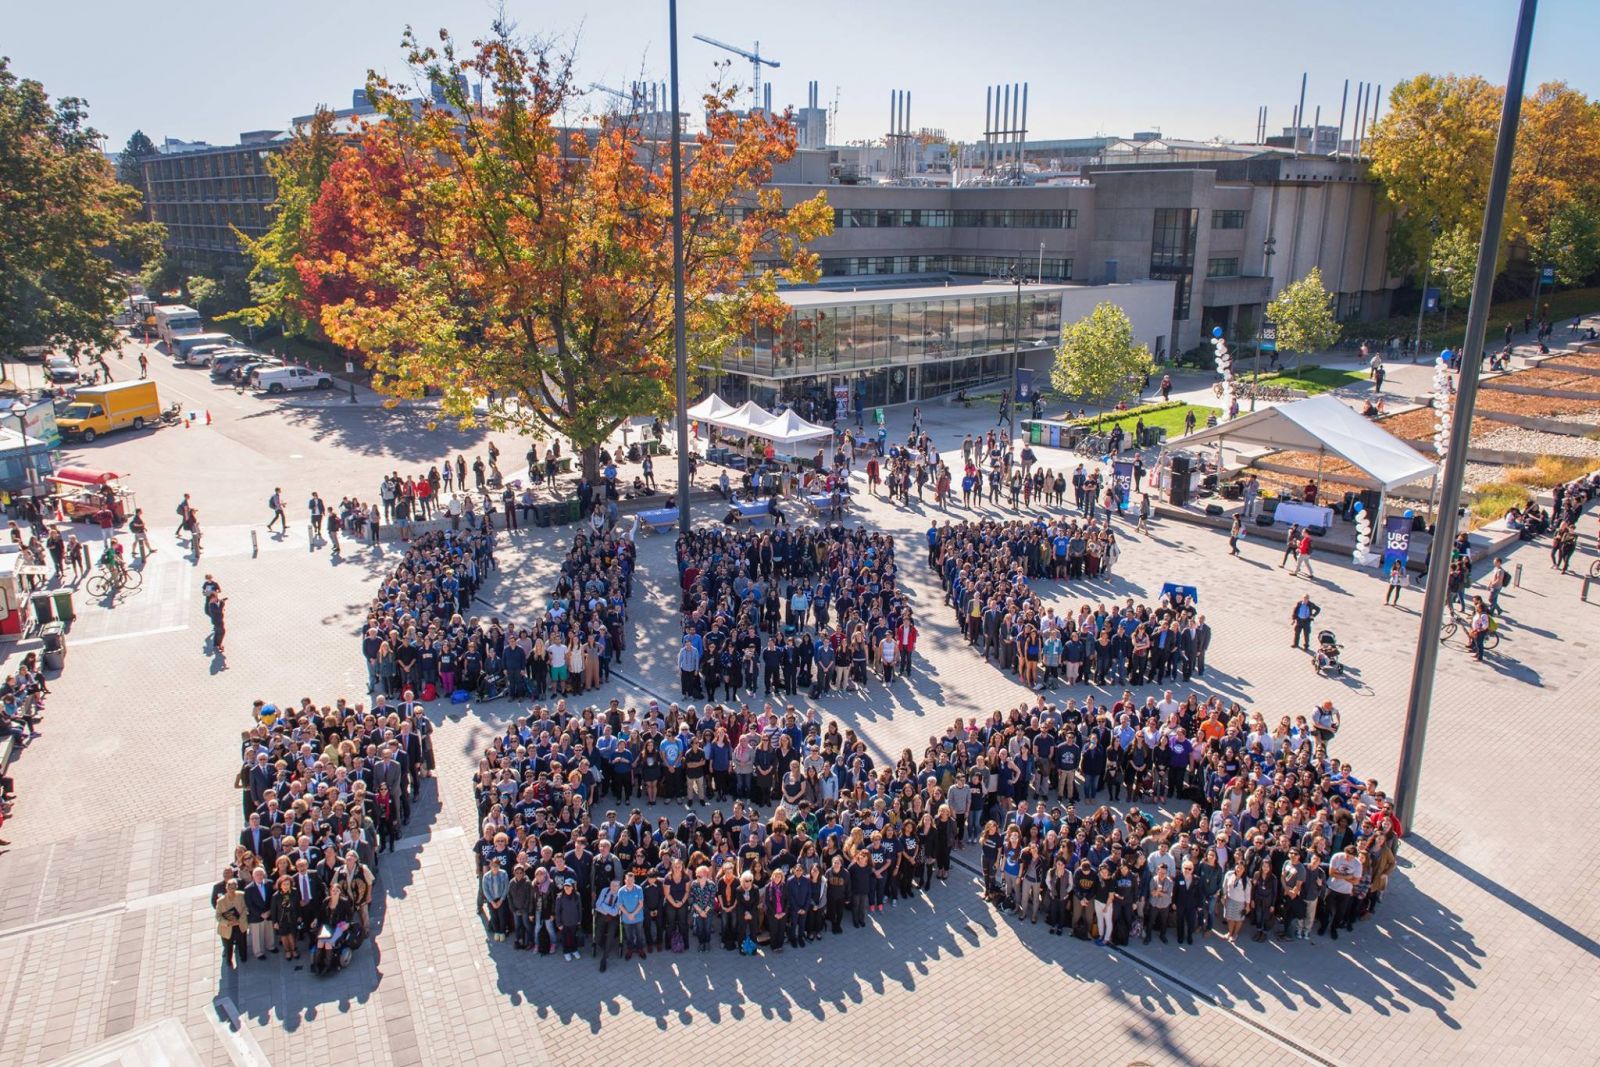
[98,540,127,581]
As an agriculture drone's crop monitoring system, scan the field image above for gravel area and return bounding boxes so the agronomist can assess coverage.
[1477,425,1600,458]
[1547,411,1600,428]
[1464,462,1507,489]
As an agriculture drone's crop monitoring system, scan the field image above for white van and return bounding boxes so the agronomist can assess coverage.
[252,365,334,394]
[173,332,237,363]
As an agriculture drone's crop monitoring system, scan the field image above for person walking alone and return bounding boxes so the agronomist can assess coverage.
[1289,594,1319,651]
[1290,529,1315,578]
[266,488,287,533]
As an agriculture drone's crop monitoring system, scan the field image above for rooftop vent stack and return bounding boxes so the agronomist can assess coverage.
[1336,79,1349,156]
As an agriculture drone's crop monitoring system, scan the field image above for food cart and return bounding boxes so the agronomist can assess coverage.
[0,545,48,639]
[49,466,134,526]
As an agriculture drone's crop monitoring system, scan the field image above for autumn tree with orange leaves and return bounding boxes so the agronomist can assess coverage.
[297,24,832,480]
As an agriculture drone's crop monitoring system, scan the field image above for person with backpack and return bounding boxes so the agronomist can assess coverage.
[266,488,287,533]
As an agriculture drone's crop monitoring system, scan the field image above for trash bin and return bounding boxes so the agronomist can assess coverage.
[40,621,65,672]
[565,498,581,524]
[1047,424,1061,448]
[51,590,74,623]
[1028,421,1043,446]
[31,592,54,624]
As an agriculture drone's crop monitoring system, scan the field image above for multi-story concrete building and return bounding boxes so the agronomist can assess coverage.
[138,131,287,274]
[767,149,1397,357]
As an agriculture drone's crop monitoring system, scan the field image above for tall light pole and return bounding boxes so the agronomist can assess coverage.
[1006,260,1026,428]
[1395,0,1538,828]
[10,399,37,520]
[1253,236,1277,407]
[669,0,692,535]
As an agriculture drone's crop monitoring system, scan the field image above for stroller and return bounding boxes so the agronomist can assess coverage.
[1314,630,1344,676]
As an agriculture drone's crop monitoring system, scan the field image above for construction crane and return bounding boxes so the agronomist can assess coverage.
[589,82,630,102]
[691,34,779,108]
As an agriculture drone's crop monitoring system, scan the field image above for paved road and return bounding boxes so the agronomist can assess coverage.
[0,336,1595,1065]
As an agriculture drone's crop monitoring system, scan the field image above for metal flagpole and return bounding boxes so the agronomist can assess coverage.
[669,0,692,535]
[1395,0,1539,828]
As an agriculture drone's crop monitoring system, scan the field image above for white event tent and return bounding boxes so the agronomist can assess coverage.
[1173,395,1436,492]
[687,395,834,446]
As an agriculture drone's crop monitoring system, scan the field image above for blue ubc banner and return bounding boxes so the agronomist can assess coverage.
[1014,367,1036,402]
[1111,460,1134,508]
[1381,514,1412,572]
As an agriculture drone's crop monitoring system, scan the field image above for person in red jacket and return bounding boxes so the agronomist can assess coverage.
[895,611,919,675]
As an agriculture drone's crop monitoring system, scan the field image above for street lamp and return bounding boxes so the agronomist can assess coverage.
[10,399,37,522]
[1005,260,1027,428]
[1253,236,1277,408]
[669,0,692,535]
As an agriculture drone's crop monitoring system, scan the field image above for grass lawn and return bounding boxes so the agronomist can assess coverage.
[1071,403,1220,437]
[1244,365,1367,394]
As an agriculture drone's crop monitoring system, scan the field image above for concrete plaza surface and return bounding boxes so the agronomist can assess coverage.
[0,345,1595,1066]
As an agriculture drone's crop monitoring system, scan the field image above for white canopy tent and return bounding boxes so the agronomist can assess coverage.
[721,401,780,435]
[752,408,834,446]
[686,394,736,423]
[1172,395,1436,492]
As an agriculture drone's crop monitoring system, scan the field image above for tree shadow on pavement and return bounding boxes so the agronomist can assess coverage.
[265,404,491,463]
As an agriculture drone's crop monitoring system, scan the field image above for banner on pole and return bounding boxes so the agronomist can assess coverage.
[1111,460,1134,508]
[1015,367,1036,402]
[1381,514,1412,572]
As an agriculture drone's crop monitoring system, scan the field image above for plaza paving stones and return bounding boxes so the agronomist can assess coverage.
[0,344,1594,1065]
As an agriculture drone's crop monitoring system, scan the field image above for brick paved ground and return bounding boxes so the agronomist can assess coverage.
[0,339,1595,1065]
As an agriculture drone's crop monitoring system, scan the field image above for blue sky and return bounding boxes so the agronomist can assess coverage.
[7,0,1597,150]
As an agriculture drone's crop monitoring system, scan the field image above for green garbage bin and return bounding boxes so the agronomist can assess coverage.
[51,590,74,624]
[565,498,581,523]
[1028,421,1043,446]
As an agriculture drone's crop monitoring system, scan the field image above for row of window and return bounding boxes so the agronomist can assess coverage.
[821,255,1073,280]
[832,208,1077,230]
[1212,210,1245,229]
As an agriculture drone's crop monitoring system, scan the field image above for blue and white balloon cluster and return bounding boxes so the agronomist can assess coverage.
[1351,500,1376,566]
[1211,326,1234,418]
[1433,351,1454,458]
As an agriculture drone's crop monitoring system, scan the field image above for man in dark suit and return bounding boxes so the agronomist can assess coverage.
[292,860,324,942]
[247,753,275,815]
[1177,625,1197,682]
[1193,616,1213,677]
[244,866,275,959]
[240,814,278,870]
[374,747,407,825]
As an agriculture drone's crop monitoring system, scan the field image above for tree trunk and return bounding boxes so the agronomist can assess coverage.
[580,442,602,484]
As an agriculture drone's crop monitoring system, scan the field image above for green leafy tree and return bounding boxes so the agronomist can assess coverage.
[140,252,182,298]
[1049,302,1153,415]
[0,59,164,359]
[227,107,341,336]
[1266,267,1341,372]
[185,275,224,316]
[1533,195,1600,286]
[116,129,157,192]
[1429,224,1479,312]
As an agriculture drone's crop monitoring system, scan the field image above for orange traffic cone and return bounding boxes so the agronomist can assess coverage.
[205,410,212,425]
[183,415,189,429]
[54,501,64,522]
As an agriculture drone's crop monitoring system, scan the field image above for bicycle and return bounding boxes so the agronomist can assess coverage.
[1439,611,1499,650]
[85,562,142,598]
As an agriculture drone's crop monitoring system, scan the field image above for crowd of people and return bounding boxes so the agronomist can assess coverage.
[219,692,433,972]
[471,697,954,965]
[950,697,1397,948]
[674,526,912,701]
[928,517,1209,690]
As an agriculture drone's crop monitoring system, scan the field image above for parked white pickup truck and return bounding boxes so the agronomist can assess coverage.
[252,366,334,394]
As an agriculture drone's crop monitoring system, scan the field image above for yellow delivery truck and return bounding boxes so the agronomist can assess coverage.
[56,381,162,442]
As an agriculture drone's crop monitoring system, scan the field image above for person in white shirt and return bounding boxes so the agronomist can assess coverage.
[1322,845,1363,940]
[878,635,897,682]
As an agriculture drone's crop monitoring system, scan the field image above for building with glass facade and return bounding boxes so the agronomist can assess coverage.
[138,133,286,274]
[703,279,1172,416]
[769,151,1398,355]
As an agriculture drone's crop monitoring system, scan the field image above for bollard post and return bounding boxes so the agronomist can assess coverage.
[1584,575,1592,603]
[1513,562,1522,588]
[250,528,258,557]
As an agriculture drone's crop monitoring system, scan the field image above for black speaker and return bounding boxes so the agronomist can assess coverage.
[1308,524,1329,537]
[1168,481,1189,507]
[1170,453,1192,476]
[1204,503,1224,516]
[1255,514,1275,527]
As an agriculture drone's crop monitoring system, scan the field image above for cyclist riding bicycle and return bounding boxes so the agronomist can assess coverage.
[99,540,127,579]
